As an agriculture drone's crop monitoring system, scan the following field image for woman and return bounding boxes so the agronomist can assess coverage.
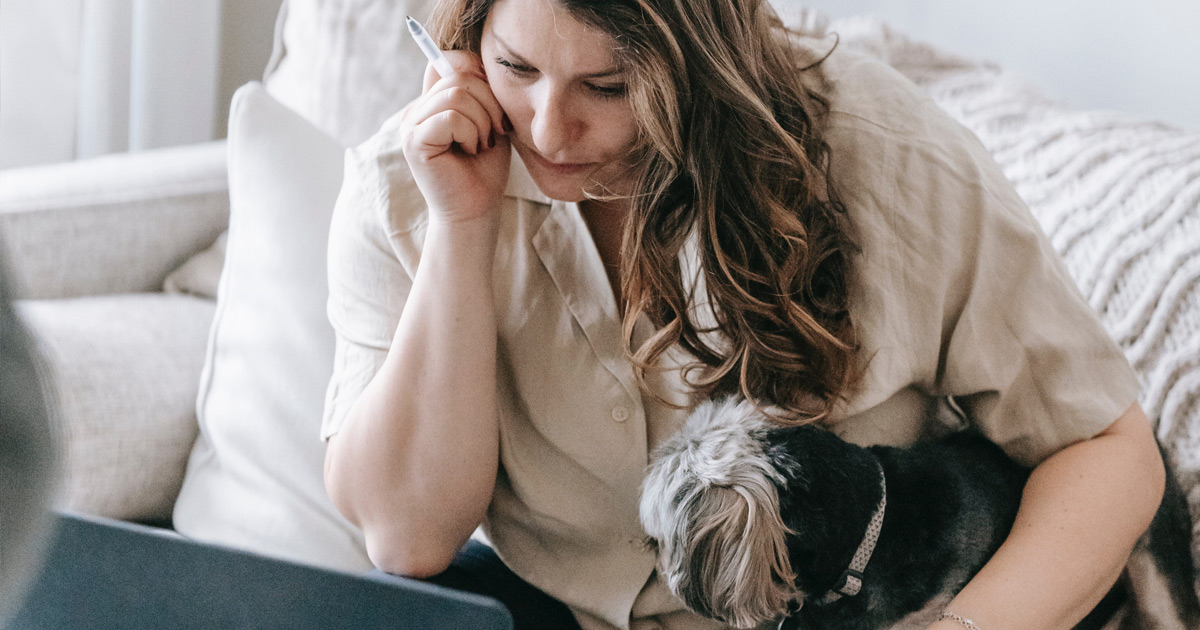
[321,0,1166,628]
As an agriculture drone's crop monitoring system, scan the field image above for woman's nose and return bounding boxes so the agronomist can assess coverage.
[529,88,580,161]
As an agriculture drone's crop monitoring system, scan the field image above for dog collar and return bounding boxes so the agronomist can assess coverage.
[778,457,888,629]
[815,456,886,604]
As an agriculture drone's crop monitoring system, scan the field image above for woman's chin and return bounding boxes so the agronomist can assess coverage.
[528,169,632,205]
[513,149,598,203]
[529,176,589,204]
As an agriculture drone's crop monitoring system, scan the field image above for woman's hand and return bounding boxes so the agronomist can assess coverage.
[399,51,511,224]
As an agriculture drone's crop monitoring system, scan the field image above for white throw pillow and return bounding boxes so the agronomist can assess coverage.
[172,82,372,572]
[264,0,438,146]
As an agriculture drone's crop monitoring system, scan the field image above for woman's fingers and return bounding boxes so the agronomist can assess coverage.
[422,50,485,88]
[406,86,495,151]
[425,75,505,137]
[420,52,505,136]
[410,109,486,156]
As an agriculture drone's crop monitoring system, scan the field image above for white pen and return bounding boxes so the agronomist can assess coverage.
[406,16,456,79]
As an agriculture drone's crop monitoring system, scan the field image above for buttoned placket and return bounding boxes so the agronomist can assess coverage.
[530,200,650,470]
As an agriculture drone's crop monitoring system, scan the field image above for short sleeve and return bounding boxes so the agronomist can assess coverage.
[931,156,1142,466]
[820,51,1141,467]
[321,131,428,441]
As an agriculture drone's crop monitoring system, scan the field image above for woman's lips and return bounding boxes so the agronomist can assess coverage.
[526,146,598,176]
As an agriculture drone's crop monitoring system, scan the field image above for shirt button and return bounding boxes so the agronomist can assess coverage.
[611,406,630,422]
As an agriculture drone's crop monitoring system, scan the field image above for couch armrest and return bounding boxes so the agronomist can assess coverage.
[0,141,229,299]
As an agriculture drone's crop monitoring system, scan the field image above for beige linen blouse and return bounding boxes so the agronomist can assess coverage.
[321,45,1140,630]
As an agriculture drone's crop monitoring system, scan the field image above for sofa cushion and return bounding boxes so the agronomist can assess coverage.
[171,82,372,572]
[163,231,226,300]
[14,293,215,522]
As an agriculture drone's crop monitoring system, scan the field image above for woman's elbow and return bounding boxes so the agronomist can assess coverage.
[323,435,361,528]
[324,439,460,579]
[363,529,456,579]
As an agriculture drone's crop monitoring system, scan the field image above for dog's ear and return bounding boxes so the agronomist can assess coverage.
[677,479,798,628]
[641,395,803,627]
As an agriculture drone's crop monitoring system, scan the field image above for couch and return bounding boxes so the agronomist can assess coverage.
[2,0,1197,605]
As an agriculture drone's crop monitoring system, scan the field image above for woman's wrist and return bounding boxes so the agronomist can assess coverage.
[425,210,502,262]
[422,183,505,228]
[428,206,501,232]
[933,611,983,629]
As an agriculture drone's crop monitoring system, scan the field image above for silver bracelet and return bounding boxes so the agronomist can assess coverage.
[938,611,982,630]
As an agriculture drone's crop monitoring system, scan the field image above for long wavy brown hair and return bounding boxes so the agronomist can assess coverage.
[430,0,860,424]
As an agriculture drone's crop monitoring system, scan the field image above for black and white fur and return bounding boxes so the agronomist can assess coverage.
[639,396,1200,630]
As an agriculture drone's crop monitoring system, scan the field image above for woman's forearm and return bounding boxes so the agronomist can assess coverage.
[325,214,502,577]
[931,403,1165,630]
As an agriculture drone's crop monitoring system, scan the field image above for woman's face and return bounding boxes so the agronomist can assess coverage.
[481,0,639,204]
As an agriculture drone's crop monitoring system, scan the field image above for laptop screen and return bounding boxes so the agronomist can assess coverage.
[7,512,513,630]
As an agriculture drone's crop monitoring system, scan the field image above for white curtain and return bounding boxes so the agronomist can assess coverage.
[77,0,132,158]
[126,0,222,153]
[0,1,82,169]
[0,0,222,168]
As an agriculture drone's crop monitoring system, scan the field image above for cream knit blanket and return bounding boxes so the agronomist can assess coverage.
[825,15,1200,572]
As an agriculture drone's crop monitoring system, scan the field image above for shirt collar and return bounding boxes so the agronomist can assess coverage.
[503,149,552,205]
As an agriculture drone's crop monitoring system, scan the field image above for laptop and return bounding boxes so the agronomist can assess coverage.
[6,512,513,630]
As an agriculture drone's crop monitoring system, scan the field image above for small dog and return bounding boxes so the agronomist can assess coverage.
[639,396,1200,630]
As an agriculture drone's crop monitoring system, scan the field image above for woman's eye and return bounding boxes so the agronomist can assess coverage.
[495,58,534,76]
[588,83,628,100]
[494,57,626,100]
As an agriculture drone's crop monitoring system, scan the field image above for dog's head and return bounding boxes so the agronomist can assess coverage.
[639,396,804,628]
